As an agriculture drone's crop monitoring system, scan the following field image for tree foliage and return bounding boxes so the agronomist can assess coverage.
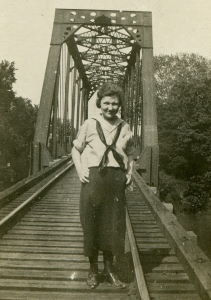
[0,60,38,190]
[154,54,211,212]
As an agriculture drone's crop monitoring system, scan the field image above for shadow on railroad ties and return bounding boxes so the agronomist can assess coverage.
[114,252,135,283]
[140,248,172,274]
[111,248,171,282]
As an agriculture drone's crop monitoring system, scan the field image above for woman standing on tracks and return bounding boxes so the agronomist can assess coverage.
[72,82,135,289]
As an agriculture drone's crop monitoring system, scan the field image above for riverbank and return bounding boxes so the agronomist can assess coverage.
[176,208,211,260]
[159,171,211,259]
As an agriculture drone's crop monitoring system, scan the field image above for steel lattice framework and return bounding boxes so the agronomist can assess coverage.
[75,25,132,92]
[33,9,159,187]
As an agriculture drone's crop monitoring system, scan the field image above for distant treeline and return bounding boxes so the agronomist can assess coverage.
[0,60,38,191]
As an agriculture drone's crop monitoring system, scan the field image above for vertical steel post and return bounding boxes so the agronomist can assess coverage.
[129,64,135,129]
[125,72,130,123]
[122,71,128,121]
[71,67,77,143]
[63,52,70,153]
[52,64,60,159]
[80,85,85,125]
[76,78,81,133]
[140,47,159,187]
[127,69,131,126]
[84,88,89,120]
[134,51,140,146]
[33,44,61,173]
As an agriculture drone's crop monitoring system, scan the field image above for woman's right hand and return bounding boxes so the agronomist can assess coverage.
[125,173,132,186]
[78,169,89,183]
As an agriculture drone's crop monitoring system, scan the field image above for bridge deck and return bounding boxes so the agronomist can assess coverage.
[0,167,203,299]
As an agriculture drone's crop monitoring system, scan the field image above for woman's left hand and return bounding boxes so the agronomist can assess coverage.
[126,173,132,186]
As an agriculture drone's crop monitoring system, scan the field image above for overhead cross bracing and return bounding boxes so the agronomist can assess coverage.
[74,25,133,90]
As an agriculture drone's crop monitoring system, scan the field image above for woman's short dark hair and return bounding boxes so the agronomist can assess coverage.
[96,82,123,108]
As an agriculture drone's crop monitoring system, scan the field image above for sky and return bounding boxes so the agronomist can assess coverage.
[1,0,211,104]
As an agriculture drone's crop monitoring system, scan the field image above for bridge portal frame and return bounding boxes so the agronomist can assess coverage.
[33,8,159,187]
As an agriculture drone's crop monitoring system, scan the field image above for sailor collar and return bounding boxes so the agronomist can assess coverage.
[94,114,123,133]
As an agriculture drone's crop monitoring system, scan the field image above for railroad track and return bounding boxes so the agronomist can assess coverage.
[126,185,202,300]
[0,161,206,299]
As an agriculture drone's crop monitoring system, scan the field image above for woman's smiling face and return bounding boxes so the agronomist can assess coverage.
[100,95,120,120]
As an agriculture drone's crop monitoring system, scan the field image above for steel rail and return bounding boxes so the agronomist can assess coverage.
[0,161,74,230]
[126,209,150,300]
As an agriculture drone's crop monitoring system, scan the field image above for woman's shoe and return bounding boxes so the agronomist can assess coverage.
[86,271,99,289]
[106,270,126,288]
[101,264,126,288]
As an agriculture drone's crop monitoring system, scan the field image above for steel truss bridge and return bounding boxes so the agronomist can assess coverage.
[0,9,210,300]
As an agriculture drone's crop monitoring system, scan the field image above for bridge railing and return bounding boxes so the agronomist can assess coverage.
[0,155,71,209]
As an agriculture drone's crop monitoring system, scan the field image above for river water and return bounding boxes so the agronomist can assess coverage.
[176,208,211,260]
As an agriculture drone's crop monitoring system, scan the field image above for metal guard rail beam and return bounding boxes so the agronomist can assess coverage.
[133,169,211,300]
[0,161,73,232]
[0,155,72,205]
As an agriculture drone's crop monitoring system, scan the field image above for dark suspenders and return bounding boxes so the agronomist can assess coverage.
[95,120,125,172]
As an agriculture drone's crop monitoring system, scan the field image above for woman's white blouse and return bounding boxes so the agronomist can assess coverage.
[73,115,135,171]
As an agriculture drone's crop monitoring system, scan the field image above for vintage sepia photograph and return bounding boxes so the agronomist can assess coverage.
[0,0,211,299]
